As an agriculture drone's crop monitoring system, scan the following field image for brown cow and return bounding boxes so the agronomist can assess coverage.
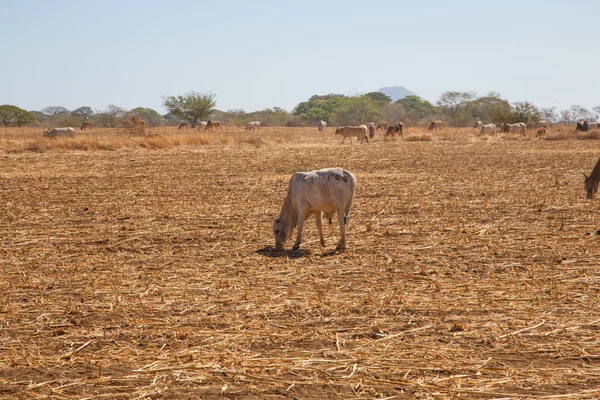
[376,121,389,131]
[385,122,403,137]
[428,120,443,131]
[205,120,222,131]
[80,121,92,131]
[367,122,375,138]
[584,158,600,199]
[536,128,546,137]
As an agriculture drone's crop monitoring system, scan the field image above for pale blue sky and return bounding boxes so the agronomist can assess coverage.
[2,0,599,114]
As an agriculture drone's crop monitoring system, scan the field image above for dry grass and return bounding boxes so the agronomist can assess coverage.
[2,126,600,399]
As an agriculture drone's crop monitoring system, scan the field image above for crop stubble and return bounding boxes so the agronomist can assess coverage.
[1,127,600,399]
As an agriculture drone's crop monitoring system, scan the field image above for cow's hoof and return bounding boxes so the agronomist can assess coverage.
[292,245,300,251]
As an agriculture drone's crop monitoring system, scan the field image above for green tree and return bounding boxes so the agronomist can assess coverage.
[332,96,381,125]
[129,107,163,127]
[243,107,292,127]
[511,101,541,125]
[219,109,248,127]
[71,106,94,121]
[365,92,392,103]
[294,96,350,124]
[0,105,35,126]
[437,91,476,127]
[395,95,438,126]
[29,111,50,125]
[469,96,512,125]
[162,91,217,127]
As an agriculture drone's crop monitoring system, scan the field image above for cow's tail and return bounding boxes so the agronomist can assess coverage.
[344,172,357,225]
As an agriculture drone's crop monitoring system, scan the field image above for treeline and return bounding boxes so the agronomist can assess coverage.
[291,92,600,127]
[2,91,599,128]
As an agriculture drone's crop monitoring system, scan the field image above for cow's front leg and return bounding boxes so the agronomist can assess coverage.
[315,211,325,247]
[292,205,308,250]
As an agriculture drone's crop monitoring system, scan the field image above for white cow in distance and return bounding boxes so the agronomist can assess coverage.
[273,168,356,252]
[245,121,262,131]
[318,120,327,132]
[43,127,76,139]
[479,124,497,135]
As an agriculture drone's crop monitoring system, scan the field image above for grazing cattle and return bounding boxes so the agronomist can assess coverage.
[335,125,369,144]
[386,122,403,136]
[473,120,483,129]
[394,122,403,135]
[43,127,76,139]
[245,121,262,131]
[366,123,375,138]
[584,157,600,199]
[576,121,588,132]
[205,120,222,131]
[318,120,327,132]
[536,128,546,137]
[273,168,356,252]
[80,121,92,131]
[178,121,188,130]
[479,124,497,135]
[428,120,443,131]
[535,120,549,129]
[197,121,207,130]
[376,121,389,131]
[501,122,526,134]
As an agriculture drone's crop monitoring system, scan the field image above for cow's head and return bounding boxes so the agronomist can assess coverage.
[335,127,341,135]
[273,217,290,248]
[43,129,49,137]
[584,173,598,199]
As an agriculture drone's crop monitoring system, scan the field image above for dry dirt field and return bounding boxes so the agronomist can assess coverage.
[1,126,600,399]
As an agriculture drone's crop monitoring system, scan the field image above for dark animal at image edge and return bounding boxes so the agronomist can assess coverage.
[584,157,600,199]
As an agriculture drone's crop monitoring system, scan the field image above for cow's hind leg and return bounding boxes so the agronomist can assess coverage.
[315,211,325,247]
[334,206,347,252]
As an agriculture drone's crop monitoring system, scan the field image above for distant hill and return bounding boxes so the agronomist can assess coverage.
[376,86,420,102]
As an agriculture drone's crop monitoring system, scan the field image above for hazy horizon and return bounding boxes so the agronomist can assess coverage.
[2,0,599,115]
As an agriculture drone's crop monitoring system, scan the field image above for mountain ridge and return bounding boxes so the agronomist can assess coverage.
[376,86,421,102]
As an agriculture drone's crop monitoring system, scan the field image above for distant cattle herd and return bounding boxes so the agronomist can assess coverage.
[41,116,600,144]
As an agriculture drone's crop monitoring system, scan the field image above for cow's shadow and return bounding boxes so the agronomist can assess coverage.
[254,246,340,258]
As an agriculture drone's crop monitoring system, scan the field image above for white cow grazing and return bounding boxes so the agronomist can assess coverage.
[479,123,496,135]
[197,121,207,130]
[245,121,261,131]
[274,168,356,252]
[318,120,327,132]
[504,122,526,134]
[43,127,76,139]
[335,125,369,144]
